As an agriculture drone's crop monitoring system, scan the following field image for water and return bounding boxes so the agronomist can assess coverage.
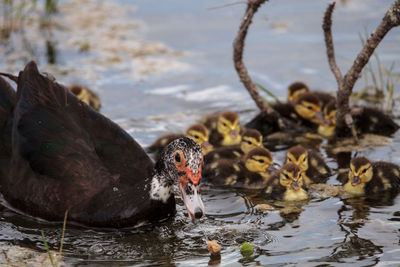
[0,0,400,266]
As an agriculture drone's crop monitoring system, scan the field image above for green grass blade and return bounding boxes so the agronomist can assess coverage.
[255,83,281,104]
[41,230,56,267]
[59,210,68,255]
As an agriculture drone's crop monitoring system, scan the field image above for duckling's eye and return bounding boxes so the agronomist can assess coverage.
[284,173,290,179]
[193,135,200,139]
[175,153,181,163]
[247,140,252,145]
[362,168,368,174]
[222,122,227,127]
[303,157,307,162]
[307,106,313,110]
[257,159,265,163]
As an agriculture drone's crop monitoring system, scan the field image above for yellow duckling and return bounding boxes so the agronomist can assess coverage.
[317,100,336,139]
[343,157,400,196]
[201,111,242,147]
[263,163,309,201]
[287,81,335,107]
[204,129,262,164]
[202,147,277,189]
[147,124,213,158]
[68,84,101,111]
[285,144,331,186]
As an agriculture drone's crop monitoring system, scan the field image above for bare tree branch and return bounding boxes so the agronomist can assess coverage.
[323,0,400,138]
[233,0,277,115]
[322,2,343,89]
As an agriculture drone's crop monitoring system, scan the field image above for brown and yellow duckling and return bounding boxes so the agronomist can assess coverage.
[343,157,400,196]
[287,81,335,108]
[204,129,262,165]
[263,163,309,201]
[202,147,277,189]
[246,92,324,137]
[317,100,399,139]
[68,84,101,111]
[201,110,241,147]
[285,144,331,186]
[147,123,213,157]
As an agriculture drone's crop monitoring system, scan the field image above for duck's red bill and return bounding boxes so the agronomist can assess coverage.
[179,182,205,222]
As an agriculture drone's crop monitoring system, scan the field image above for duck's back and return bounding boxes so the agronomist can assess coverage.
[2,62,166,227]
[0,76,16,178]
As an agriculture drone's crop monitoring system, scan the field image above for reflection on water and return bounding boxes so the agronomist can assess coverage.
[0,0,400,266]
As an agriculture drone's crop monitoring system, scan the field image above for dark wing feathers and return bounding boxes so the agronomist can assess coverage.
[15,61,153,186]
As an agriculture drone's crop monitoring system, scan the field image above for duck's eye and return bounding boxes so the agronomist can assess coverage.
[175,153,181,163]
[257,159,265,163]
[247,140,252,145]
[287,157,291,162]
[307,106,313,110]
[303,157,307,162]
[193,135,200,139]
[362,168,368,174]
[222,122,227,127]
[284,173,290,179]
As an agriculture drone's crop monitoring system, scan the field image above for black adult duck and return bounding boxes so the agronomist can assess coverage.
[343,157,400,196]
[0,62,205,228]
[0,76,16,179]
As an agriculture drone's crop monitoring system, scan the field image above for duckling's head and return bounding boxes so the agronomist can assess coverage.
[279,163,308,201]
[217,111,241,146]
[69,84,101,111]
[294,92,323,123]
[287,81,310,103]
[346,157,373,189]
[279,163,304,191]
[186,124,213,154]
[318,100,336,139]
[285,145,308,172]
[243,147,274,173]
[240,129,263,154]
[157,137,205,221]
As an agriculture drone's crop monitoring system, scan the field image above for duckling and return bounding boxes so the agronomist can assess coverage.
[147,123,213,158]
[317,100,336,139]
[343,157,400,196]
[285,144,331,186]
[204,129,262,165]
[263,163,309,201]
[201,111,241,147]
[68,84,101,111]
[317,101,399,139]
[202,147,276,189]
[245,92,324,137]
[287,81,335,107]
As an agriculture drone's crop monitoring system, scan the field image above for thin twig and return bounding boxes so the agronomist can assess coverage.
[233,0,276,115]
[207,1,247,11]
[322,1,343,89]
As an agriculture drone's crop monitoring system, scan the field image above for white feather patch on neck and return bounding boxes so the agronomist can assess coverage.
[150,175,172,203]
